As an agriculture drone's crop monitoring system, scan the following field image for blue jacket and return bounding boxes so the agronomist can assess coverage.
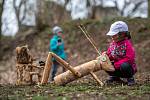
[50,35,67,60]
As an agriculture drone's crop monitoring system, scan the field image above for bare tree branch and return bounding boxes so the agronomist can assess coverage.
[127,0,146,17]
[20,0,28,23]
[64,0,70,6]
[148,0,150,17]
[112,0,146,17]
[0,0,4,38]
[13,0,27,26]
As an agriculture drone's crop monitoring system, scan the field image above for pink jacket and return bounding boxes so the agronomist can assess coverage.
[106,39,137,73]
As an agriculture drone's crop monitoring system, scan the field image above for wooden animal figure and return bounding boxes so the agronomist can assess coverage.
[16,45,44,85]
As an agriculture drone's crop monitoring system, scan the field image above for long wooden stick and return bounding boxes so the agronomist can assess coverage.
[78,25,101,56]
[79,25,115,72]
[51,52,81,77]
[78,25,104,86]
[90,71,104,86]
[81,24,100,53]
[41,53,53,84]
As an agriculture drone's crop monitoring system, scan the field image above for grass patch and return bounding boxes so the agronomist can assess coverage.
[0,80,150,100]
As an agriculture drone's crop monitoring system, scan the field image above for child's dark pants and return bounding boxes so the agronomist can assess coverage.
[106,62,134,78]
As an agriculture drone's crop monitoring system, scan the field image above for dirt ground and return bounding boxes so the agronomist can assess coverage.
[0,18,150,99]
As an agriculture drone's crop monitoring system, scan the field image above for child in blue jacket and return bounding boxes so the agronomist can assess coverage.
[50,26,67,81]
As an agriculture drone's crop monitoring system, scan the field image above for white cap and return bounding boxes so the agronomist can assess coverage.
[107,21,128,36]
[52,26,62,34]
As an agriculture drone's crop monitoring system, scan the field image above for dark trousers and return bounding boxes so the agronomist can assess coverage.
[106,62,134,78]
[51,60,65,81]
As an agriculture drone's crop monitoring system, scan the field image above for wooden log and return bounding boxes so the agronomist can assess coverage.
[54,53,115,86]
[41,53,53,84]
[51,52,81,77]
[54,60,101,85]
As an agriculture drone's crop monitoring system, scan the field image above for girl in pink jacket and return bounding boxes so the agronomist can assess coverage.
[105,21,136,86]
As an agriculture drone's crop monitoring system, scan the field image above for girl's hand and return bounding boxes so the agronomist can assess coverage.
[102,51,106,55]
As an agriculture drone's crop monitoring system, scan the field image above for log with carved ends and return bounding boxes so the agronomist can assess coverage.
[54,60,101,85]
[54,54,115,86]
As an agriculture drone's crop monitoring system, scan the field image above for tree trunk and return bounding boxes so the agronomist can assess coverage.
[0,0,4,59]
[0,0,4,39]
[148,0,150,18]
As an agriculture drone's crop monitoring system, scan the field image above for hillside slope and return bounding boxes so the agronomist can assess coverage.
[0,17,150,84]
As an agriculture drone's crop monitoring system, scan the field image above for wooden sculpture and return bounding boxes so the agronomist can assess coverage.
[41,52,115,86]
[16,45,44,85]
